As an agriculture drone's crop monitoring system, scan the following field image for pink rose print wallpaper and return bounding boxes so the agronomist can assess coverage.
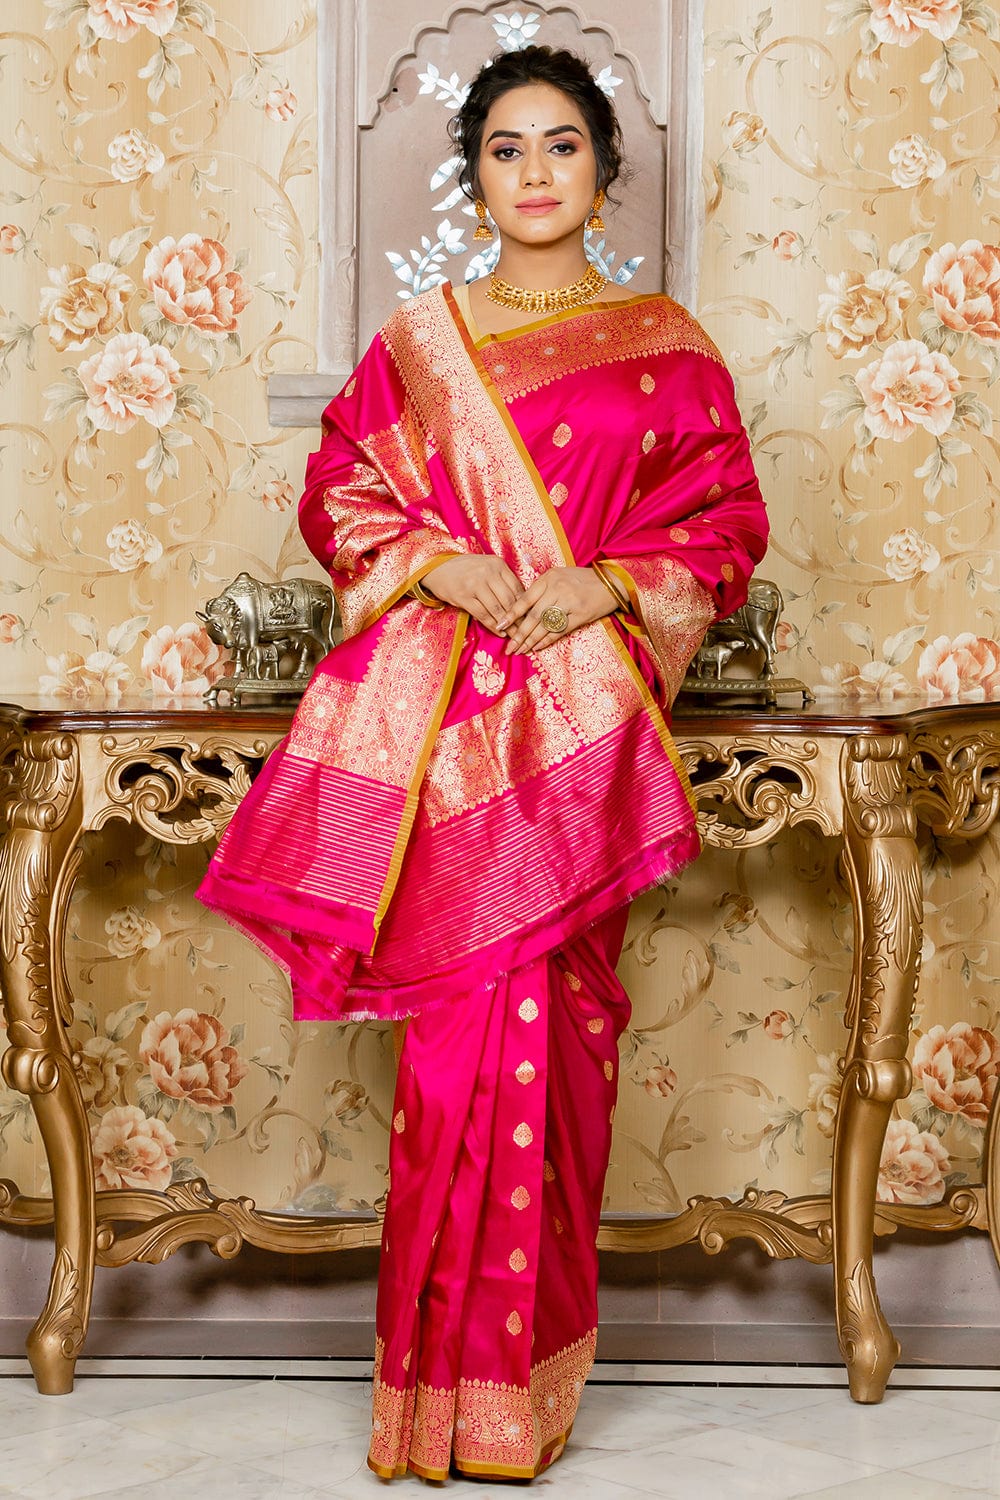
[0,0,999,1227]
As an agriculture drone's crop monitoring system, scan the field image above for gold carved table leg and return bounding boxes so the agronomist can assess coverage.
[0,731,92,1394]
[833,734,921,1402]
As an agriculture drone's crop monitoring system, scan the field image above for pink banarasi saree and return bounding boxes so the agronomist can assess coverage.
[198,283,767,1480]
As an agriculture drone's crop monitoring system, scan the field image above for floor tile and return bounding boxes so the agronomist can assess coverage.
[906,1440,1000,1495]
[572,1426,882,1499]
[246,1432,381,1494]
[80,1453,344,1500]
[109,1377,354,1462]
[322,1465,649,1498]
[2,1372,999,1499]
[0,1413,204,1499]
[568,1381,720,1452]
[805,1473,981,1499]
[733,1389,1000,1471]
[905,1386,1000,1419]
[659,1384,848,1420]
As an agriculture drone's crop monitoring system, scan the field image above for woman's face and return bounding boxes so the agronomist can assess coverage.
[475,82,599,251]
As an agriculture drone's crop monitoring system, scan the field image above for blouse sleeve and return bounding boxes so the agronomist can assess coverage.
[299,336,466,640]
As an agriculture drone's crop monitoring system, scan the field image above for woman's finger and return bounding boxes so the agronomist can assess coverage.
[506,605,555,655]
[498,582,543,632]
[509,624,557,656]
[482,582,517,624]
[467,597,498,629]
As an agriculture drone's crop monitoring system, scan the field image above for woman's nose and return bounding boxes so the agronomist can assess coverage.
[520,146,551,186]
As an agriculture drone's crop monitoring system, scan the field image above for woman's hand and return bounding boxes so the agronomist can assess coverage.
[422,553,524,633]
[500,566,618,655]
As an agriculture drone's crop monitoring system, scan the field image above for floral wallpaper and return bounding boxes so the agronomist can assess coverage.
[1,2,999,1227]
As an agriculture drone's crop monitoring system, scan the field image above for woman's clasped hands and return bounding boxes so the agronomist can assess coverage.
[422,555,617,654]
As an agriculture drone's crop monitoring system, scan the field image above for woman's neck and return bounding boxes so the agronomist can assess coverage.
[492,241,590,290]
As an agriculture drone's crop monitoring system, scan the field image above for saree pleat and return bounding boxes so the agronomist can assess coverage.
[369,910,630,1481]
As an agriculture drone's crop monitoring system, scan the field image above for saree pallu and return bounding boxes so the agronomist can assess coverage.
[370,908,631,1480]
[197,284,768,1021]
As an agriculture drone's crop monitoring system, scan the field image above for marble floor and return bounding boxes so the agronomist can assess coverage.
[0,1362,998,1498]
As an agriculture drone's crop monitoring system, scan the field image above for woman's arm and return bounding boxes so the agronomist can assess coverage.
[298,348,467,640]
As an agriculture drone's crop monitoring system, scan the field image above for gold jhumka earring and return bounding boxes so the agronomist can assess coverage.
[586,189,606,232]
[473,199,493,241]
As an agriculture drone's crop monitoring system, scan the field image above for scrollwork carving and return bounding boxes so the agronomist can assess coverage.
[842,1057,912,1107]
[91,1178,382,1267]
[909,726,1000,838]
[835,1255,900,1403]
[596,1188,833,1263]
[682,735,838,849]
[0,1045,61,1096]
[30,1247,85,1363]
[95,733,284,845]
[0,731,81,1041]
[841,735,922,1050]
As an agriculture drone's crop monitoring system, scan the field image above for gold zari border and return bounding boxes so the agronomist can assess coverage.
[368,1329,596,1478]
[478,294,726,404]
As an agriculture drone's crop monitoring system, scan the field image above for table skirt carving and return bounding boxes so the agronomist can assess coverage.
[2,697,1000,1401]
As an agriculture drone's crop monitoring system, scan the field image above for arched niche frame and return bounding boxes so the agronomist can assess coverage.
[268,1,704,426]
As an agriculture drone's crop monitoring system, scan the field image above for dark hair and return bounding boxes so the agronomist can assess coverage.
[448,45,625,201]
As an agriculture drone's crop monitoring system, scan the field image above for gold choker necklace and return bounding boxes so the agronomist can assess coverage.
[486,263,607,314]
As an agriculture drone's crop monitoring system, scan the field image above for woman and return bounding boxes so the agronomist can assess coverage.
[198,45,768,1483]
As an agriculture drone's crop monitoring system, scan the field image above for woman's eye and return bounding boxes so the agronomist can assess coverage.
[493,146,520,160]
[551,141,576,154]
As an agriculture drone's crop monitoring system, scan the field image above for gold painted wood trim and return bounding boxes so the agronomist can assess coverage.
[4,702,1000,1398]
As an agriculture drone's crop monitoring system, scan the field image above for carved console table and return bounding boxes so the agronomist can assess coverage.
[2,696,999,1403]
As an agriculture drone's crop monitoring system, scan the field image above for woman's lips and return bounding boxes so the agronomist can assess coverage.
[516,200,560,215]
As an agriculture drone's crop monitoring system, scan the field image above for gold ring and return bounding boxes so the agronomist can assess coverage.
[541,606,569,634]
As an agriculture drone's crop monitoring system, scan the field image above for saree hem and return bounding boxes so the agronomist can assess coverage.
[367,1432,570,1483]
[452,1424,572,1478]
[204,822,698,1024]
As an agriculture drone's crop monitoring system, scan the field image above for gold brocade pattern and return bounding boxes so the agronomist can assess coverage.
[322,464,462,638]
[477,296,725,403]
[360,400,433,507]
[511,1186,531,1210]
[519,999,539,1023]
[383,292,544,565]
[288,604,456,784]
[369,1332,598,1479]
[604,555,716,704]
[532,621,647,745]
[421,673,579,827]
[513,1122,533,1147]
[380,288,653,758]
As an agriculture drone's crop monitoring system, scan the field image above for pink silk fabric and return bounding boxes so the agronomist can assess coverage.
[196,284,768,1023]
[369,908,631,1481]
